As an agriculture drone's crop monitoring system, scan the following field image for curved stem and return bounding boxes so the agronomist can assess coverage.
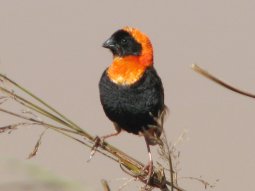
[191,64,255,99]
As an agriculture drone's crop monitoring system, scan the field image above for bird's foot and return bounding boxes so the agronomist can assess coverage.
[142,161,154,185]
[88,130,121,162]
[88,136,102,162]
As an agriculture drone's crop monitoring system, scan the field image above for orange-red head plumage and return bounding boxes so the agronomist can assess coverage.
[123,26,153,67]
[103,27,154,85]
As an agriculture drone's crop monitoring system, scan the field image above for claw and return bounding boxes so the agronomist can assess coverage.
[87,128,121,162]
[143,137,154,186]
[87,136,101,162]
[143,160,153,185]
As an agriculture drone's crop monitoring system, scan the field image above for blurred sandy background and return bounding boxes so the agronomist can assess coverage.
[1,1,255,190]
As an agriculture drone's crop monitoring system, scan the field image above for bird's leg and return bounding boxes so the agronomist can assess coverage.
[88,124,121,161]
[100,129,121,140]
[143,137,153,185]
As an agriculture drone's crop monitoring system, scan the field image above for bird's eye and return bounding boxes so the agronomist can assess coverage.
[120,38,127,45]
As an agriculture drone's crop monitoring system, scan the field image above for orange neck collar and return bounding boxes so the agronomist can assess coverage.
[107,51,153,85]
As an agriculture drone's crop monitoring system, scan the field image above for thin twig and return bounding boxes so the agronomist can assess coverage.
[0,122,36,133]
[162,130,174,191]
[0,107,75,134]
[0,107,118,161]
[0,86,85,134]
[0,73,87,132]
[118,178,136,191]
[27,129,47,159]
[0,96,8,105]
[101,179,111,191]
[191,64,255,99]
[180,176,219,189]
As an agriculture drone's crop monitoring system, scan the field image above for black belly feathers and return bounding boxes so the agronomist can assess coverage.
[99,66,165,135]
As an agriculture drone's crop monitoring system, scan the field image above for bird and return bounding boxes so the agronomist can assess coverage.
[95,26,167,183]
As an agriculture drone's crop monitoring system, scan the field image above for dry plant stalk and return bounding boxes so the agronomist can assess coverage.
[0,73,185,191]
[27,129,47,159]
[179,176,219,189]
[191,64,255,99]
[101,179,111,191]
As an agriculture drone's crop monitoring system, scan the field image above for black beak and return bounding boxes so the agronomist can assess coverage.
[102,37,115,49]
[103,37,121,56]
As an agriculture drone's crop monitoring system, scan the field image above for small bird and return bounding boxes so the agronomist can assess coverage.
[97,27,167,182]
